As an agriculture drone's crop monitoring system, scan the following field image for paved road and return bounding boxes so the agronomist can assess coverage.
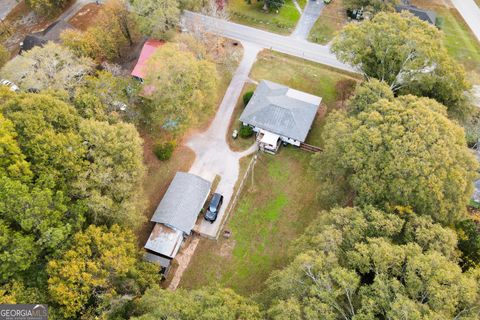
[451,0,480,42]
[292,0,325,40]
[188,43,261,238]
[183,11,354,73]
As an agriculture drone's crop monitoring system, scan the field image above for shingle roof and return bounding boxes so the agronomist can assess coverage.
[239,80,321,142]
[395,5,437,25]
[150,172,211,234]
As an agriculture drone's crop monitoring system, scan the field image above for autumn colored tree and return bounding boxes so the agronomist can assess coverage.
[312,86,477,225]
[0,43,94,94]
[344,0,398,12]
[264,207,480,319]
[332,12,472,118]
[61,0,139,62]
[131,0,180,40]
[74,119,146,227]
[25,0,69,15]
[143,43,218,131]
[132,286,263,320]
[47,225,144,318]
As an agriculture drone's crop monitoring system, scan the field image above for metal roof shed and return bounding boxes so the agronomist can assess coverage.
[144,223,184,259]
[150,172,211,235]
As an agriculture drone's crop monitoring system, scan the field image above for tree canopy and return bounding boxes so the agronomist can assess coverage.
[264,206,480,320]
[61,0,139,62]
[344,0,398,12]
[0,43,94,94]
[332,12,471,118]
[312,81,477,225]
[47,225,156,318]
[131,0,181,40]
[143,43,218,132]
[131,286,263,320]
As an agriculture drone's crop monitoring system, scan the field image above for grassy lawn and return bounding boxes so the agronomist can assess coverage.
[309,0,348,44]
[227,83,256,152]
[250,50,359,107]
[412,0,480,83]
[180,51,358,295]
[228,0,302,35]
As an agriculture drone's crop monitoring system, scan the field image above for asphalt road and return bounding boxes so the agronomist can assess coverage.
[182,11,354,73]
[451,0,480,42]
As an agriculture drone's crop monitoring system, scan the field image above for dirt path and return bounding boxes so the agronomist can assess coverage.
[168,237,200,290]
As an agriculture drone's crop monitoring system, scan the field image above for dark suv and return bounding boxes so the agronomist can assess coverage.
[204,193,224,223]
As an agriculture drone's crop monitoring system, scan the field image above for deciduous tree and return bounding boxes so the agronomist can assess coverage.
[312,91,477,225]
[132,286,263,320]
[131,0,180,40]
[344,0,398,12]
[74,119,146,227]
[264,207,480,320]
[143,43,218,132]
[332,12,472,118]
[0,43,94,94]
[25,0,69,16]
[47,225,138,318]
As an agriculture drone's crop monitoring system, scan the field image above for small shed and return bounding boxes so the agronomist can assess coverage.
[239,80,322,153]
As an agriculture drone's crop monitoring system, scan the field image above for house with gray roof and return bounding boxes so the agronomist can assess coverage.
[239,80,322,153]
[395,5,437,25]
[145,172,211,273]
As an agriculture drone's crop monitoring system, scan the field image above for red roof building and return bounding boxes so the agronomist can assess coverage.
[131,39,165,80]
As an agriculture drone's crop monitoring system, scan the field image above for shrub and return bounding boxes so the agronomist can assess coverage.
[239,125,254,138]
[154,140,176,161]
[243,91,254,107]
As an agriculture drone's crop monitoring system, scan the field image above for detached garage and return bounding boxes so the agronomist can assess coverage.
[144,172,211,273]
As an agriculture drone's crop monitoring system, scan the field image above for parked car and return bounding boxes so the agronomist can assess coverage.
[0,79,19,92]
[204,193,224,223]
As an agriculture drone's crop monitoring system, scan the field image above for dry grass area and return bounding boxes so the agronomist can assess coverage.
[309,0,348,44]
[68,3,102,31]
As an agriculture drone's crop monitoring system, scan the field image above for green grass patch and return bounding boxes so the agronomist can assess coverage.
[250,50,359,108]
[180,52,358,295]
[308,0,348,44]
[228,0,302,35]
[180,149,321,295]
[438,8,480,82]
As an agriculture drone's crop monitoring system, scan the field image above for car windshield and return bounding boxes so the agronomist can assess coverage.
[209,205,217,212]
